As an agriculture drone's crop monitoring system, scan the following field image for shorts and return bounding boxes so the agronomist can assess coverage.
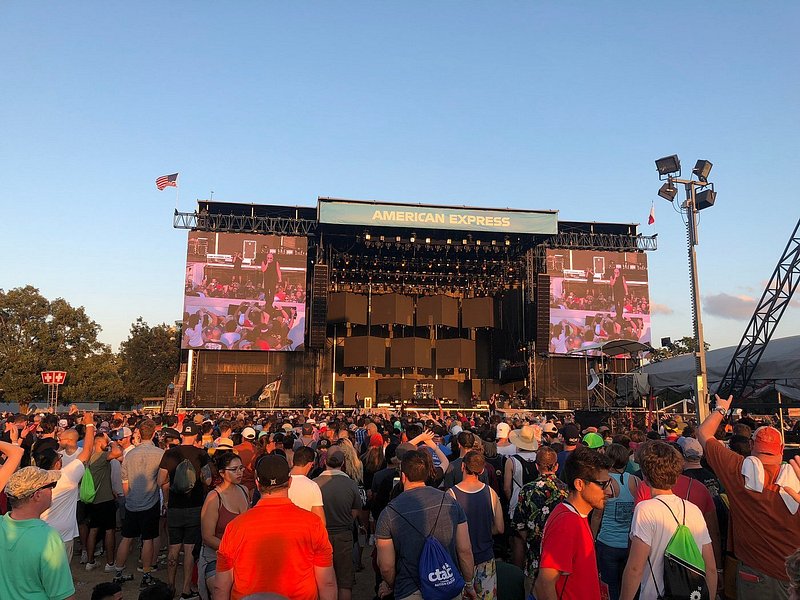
[121,502,161,540]
[76,500,90,525]
[88,500,117,531]
[167,506,202,546]
[330,530,354,590]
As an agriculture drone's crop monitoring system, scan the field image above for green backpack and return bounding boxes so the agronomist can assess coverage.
[79,467,96,504]
[648,497,709,600]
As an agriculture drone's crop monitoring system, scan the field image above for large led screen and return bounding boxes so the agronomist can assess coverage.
[182,232,307,351]
[546,249,651,355]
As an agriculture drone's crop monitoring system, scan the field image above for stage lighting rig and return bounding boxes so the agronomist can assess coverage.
[654,154,718,419]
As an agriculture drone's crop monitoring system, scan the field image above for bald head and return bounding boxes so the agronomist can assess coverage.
[58,429,79,453]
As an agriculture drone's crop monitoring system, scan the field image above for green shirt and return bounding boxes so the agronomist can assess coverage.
[0,514,75,600]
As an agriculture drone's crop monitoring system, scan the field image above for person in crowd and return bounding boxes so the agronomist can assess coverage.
[534,446,613,600]
[504,424,539,567]
[233,426,257,499]
[376,449,477,600]
[199,451,249,599]
[512,446,568,595]
[40,411,95,562]
[619,441,717,600]
[0,427,27,492]
[85,430,124,572]
[698,394,800,599]
[444,431,488,489]
[111,418,165,587]
[158,421,208,600]
[288,445,326,524]
[215,454,336,600]
[0,466,75,600]
[315,448,363,600]
[590,443,641,600]
[556,424,580,478]
[449,450,504,599]
[495,422,516,457]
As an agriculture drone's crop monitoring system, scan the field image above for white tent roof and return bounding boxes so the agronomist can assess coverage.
[642,334,800,399]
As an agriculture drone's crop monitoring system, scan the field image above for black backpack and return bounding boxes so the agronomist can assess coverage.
[512,454,537,488]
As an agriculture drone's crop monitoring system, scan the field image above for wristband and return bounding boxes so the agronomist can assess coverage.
[714,407,727,416]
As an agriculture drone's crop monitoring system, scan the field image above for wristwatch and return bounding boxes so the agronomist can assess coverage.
[714,407,727,417]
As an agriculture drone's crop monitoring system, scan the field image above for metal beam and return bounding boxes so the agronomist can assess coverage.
[543,232,657,252]
[716,218,800,400]
[173,210,317,236]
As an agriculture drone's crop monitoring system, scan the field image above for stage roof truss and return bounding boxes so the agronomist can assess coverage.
[174,210,317,236]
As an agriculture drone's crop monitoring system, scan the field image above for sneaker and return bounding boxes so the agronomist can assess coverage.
[113,571,134,584]
[85,561,98,571]
[104,563,118,573]
[137,564,160,573]
[80,550,89,564]
[140,573,162,589]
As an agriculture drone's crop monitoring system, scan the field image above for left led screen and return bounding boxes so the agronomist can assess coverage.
[182,231,307,351]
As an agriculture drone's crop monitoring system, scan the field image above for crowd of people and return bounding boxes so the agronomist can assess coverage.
[0,396,799,600]
[183,302,301,351]
[548,314,648,354]
[185,278,306,306]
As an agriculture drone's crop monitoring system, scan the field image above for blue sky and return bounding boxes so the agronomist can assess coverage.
[2,3,798,351]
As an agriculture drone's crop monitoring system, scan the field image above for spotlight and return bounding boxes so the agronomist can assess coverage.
[692,160,713,183]
[476,240,481,246]
[396,236,401,242]
[410,233,416,243]
[379,236,384,242]
[446,238,452,244]
[425,237,431,244]
[505,238,511,246]
[695,188,716,211]
[364,232,371,240]
[462,239,468,245]
[655,154,681,178]
[658,182,678,202]
[491,240,496,246]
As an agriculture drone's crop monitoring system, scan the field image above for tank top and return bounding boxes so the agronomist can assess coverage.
[597,472,635,548]
[213,486,247,540]
[451,484,495,564]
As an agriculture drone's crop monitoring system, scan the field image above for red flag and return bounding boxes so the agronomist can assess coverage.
[648,203,655,225]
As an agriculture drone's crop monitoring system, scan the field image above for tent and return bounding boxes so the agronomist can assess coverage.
[642,334,800,402]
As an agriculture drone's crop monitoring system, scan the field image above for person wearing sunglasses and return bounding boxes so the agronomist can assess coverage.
[0,466,75,600]
[534,446,613,600]
[199,451,249,600]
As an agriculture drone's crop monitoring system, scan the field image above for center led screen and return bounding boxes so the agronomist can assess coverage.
[546,249,651,355]
[182,232,307,351]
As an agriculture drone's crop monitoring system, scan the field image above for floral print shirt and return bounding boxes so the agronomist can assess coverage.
[511,473,569,576]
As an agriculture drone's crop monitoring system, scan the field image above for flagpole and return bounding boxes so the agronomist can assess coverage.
[175,174,180,213]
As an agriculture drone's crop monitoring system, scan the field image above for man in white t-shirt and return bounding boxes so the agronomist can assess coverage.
[495,422,517,457]
[287,446,326,526]
[619,441,717,600]
[58,427,83,466]
[40,411,96,562]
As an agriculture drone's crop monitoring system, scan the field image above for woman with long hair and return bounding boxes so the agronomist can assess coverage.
[199,452,250,599]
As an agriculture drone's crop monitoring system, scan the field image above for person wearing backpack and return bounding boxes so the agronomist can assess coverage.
[84,430,123,572]
[376,449,477,600]
[619,441,717,600]
[158,421,209,600]
[503,425,538,569]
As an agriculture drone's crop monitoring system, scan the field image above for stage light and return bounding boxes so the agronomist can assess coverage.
[446,238,452,244]
[692,160,713,183]
[425,237,431,244]
[505,238,511,246]
[365,233,371,240]
[462,239,468,245]
[410,233,416,243]
[396,236,401,242]
[655,154,681,178]
[695,188,716,210]
[380,236,384,242]
[476,240,481,246]
[658,182,677,202]
[491,240,496,246]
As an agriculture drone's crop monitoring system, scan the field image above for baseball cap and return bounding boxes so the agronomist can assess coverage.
[281,423,293,432]
[562,424,580,445]
[753,426,783,456]
[582,432,604,449]
[181,422,200,437]
[369,434,384,448]
[543,422,558,435]
[161,427,181,440]
[241,427,256,440]
[255,454,290,487]
[215,438,235,451]
[394,442,417,462]
[496,422,511,440]
[111,427,132,441]
[326,448,345,468]
[317,438,331,450]
[677,436,703,460]
[58,419,68,428]
[5,466,61,499]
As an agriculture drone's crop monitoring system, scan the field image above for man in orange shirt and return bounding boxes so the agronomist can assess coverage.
[698,394,800,600]
[215,454,336,600]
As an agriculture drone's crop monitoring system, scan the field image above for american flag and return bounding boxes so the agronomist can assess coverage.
[156,173,178,190]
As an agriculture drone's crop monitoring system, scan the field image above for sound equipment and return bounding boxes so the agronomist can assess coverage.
[309,264,329,348]
[536,274,550,353]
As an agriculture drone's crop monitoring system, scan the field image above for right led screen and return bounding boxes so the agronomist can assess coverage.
[546,249,651,355]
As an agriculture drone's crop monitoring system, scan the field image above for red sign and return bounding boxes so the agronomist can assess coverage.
[41,371,67,385]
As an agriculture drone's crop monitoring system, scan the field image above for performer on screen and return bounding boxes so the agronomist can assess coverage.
[609,265,628,324]
[232,250,244,285]
[257,245,282,303]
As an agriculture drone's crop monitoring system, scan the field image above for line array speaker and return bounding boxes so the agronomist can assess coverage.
[535,274,550,353]
[309,264,329,348]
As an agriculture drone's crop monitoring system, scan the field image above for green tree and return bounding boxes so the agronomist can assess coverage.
[650,335,711,362]
[119,318,181,402]
[0,286,112,403]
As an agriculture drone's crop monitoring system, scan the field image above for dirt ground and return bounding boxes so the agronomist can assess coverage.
[70,543,377,600]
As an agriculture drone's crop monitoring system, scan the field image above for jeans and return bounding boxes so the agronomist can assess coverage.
[596,540,629,600]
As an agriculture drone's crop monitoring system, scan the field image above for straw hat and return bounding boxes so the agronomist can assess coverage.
[509,425,539,451]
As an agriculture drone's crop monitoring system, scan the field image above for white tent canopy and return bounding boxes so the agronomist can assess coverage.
[642,334,800,400]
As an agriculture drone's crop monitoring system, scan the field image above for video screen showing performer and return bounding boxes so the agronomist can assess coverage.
[546,249,651,355]
[182,232,308,351]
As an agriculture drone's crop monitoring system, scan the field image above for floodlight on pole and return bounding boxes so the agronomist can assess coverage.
[655,154,718,421]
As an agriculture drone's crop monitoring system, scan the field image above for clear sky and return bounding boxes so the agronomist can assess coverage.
[2,2,798,352]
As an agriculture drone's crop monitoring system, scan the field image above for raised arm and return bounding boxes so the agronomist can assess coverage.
[697,394,731,448]
[77,412,96,464]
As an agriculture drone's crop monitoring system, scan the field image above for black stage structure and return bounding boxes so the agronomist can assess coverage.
[173,198,656,410]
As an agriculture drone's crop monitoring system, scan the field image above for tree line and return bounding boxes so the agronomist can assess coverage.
[0,286,180,407]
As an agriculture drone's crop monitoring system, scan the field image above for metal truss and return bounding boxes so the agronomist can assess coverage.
[544,232,657,252]
[716,218,800,400]
[173,210,317,236]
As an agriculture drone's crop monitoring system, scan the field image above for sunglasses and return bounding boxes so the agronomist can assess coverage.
[583,477,612,490]
[224,466,245,472]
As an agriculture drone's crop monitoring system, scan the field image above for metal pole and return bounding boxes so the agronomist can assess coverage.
[331,324,337,406]
[685,183,709,421]
[779,392,786,444]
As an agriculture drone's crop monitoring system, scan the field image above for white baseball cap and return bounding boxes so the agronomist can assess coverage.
[496,422,511,439]
[241,427,256,440]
